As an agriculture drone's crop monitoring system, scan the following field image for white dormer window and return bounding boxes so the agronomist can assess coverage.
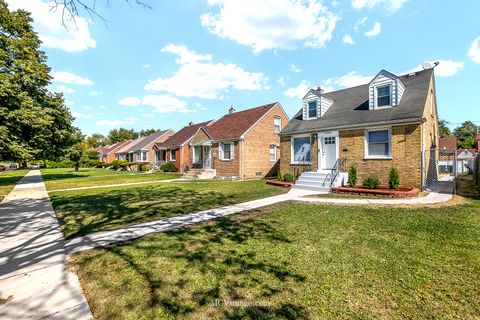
[376,85,391,107]
[308,101,317,119]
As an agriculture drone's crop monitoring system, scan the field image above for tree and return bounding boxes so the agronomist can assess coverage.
[453,121,477,149]
[0,1,80,165]
[85,133,107,148]
[139,129,158,137]
[107,128,138,143]
[438,119,452,138]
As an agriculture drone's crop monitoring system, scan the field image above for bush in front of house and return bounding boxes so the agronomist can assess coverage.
[363,177,380,189]
[138,162,152,172]
[109,159,128,170]
[348,164,357,187]
[389,167,400,189]
[283,173,294,182]
[277,169,283,181]
[160,162,176,172]
[184,165,190,173]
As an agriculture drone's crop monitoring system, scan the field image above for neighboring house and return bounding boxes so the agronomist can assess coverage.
[457,149,476,174]
[439,137,457,151]
[438,137,457,174]
[115,130,174,163]
[279,68,439,190]
[476,133,480,152]
[97,140,132,163]
[189,102,289,179]
[155,121,214,171]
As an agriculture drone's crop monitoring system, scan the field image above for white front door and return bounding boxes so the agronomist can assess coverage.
[318,133,338,171]
[203,146,212,169]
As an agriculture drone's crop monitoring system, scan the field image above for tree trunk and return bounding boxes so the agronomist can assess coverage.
[74,163,79,172]
[21,161,28,169]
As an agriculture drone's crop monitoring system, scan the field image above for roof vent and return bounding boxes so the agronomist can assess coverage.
[228,106,236,114]
[407,72,416,77]
[188,121,194,126]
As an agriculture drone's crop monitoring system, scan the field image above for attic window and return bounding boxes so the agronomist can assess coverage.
[308,101,317,119]
[377,85,391,107]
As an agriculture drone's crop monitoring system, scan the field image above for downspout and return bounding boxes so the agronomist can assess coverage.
[421,121,425,191]
[180,146,184,172]
[241,138,245,180]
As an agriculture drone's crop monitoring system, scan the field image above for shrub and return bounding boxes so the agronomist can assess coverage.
[389,167,400,189]
[363,177,380,189]
[110,159,128,170]
[348,164,357,187]
[138,162,152,172]
[277,169,283,181]
[160,162,176,172]
[87,160,104,168]
[45,160,74,168]
[283,173,294,182]
[184,165,190,173]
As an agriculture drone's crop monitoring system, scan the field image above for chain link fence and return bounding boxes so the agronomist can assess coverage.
[474,153,480,193]
[424,148,456,194]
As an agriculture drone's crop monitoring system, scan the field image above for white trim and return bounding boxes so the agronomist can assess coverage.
[305,99,319,120]
[364,127,392,159]
[273,116,281,133]
[219,141,234,161]
[317,131,339,171]
[170,149,176,161]
[269,144,277,162]
[374,84,393,109]
[290,134,312,164]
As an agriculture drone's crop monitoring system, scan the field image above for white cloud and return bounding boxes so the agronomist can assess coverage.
[161,44,212,64]
[142,95,194,113]
[354,17,368,31]
[72,111,92,119]
[468,37,480,64]
[342,34,355,44]
[200,0,338,52]
[365,21,381,37]
[276,76,286,86]
[53,71,94,85]
[404,60,464,77]
[284,80,312,99]
[6,0,96,52]
[89,91,102,96]
[351,0,409,12]
[289,64,302,73]
[96,117,138,127]
[119,97,142,107]
[56,85,75,94]
[324,71,372,88]
[142,64,151,69]
[145,44,267,99]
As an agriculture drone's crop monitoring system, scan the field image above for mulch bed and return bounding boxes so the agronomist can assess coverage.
[332,186,420,198]
[266,179,293,188]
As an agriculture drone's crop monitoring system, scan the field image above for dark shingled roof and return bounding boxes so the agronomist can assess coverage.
[203,102,278,140]
[124,130,171,152]
[439,137,457,151]
[158,121,213,149]
[281,68,434,135]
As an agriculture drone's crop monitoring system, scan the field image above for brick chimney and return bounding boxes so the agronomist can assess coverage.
[316,86,324,94]
[228,106,236,114]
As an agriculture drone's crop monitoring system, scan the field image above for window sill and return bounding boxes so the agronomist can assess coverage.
[219,159,233,162]
[363,156,392,160]
[290,162,312,165]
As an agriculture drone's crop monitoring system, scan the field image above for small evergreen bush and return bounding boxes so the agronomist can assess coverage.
[277,169,283,181]
[283,173,294,182]
[348,164,357,187]
[389,167,400,189]
[363,177,380,189]
[160,162,176,172]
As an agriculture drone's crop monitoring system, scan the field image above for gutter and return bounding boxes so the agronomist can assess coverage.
[279,118,425,136]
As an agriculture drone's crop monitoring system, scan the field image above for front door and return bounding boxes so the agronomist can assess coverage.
[319,133,338,171]
[203,146,212,169]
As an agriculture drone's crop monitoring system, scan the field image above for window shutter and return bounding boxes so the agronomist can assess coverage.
[230,143,234,160]
[219,143,223,160]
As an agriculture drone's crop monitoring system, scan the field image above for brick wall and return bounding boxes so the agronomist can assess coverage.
[279,133,318,175]
[212,141,241,177]
[339,124,422,188]
[243,104,288,178]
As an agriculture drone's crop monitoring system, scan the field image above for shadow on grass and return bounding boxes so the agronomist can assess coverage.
[81,212,309,319]
[52,186,239,239]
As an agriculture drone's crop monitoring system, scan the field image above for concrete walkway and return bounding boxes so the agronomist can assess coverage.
[65,188,452,253]
[0,169,91,320]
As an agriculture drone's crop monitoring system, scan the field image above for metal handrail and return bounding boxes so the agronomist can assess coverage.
[323,158,346,186]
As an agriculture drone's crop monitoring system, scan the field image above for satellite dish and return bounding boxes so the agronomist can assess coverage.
[422,62,433,70]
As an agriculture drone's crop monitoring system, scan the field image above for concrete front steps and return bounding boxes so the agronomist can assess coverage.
[183,168,216,180]
[292,171,333,192]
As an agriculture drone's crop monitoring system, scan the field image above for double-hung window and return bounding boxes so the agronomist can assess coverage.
[269,145,276,161]
[366,129,391,158]
[376,85,391,107]
[140,151,147,162]
[291,135,311,163]
[219,142,233,160]
[274,116,281,133]
[170,149,176,161]
[308,101,317,119]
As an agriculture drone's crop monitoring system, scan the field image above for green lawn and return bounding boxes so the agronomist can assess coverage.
[40,168,180,190]
[0,169,29,201]
[50,180,285,238]
[72,197,480,319]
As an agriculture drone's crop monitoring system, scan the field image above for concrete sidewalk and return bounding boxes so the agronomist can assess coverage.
[0,169,91,320]
[65,188,452,253]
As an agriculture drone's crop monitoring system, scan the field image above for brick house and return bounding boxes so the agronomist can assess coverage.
[115,130,174,163]
[188,102,289,179]
[97,140,132,163]
[154,120,214,172]
[279,68,439,191]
